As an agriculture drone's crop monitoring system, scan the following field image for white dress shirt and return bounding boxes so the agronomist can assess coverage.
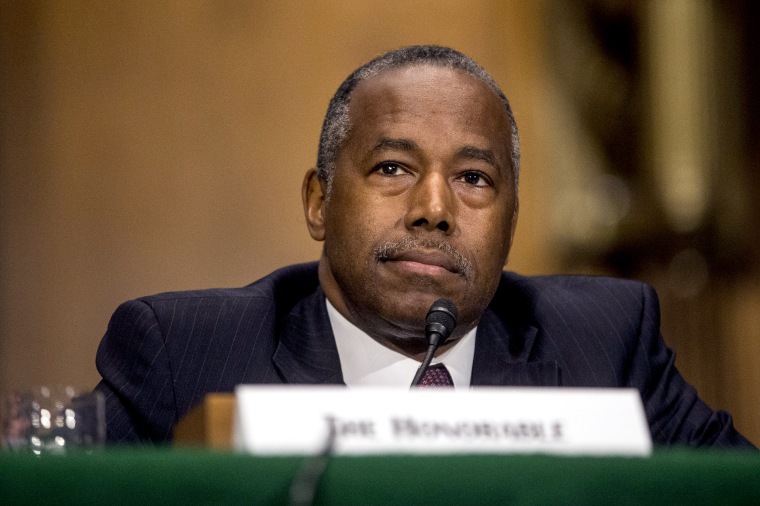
[326,299,476,390]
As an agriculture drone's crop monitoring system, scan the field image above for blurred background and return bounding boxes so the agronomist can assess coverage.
[1,1,758,445]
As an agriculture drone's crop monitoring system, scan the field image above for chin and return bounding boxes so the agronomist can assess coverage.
[380,295,441,328]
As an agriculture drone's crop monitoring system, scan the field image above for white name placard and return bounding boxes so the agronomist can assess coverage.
[233,386,652,456]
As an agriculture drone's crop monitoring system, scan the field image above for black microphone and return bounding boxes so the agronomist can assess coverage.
[410,299,458,387]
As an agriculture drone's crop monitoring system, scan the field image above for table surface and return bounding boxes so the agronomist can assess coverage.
[2,448,759,505]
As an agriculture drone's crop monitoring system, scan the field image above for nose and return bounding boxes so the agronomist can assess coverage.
[404,172,456,234]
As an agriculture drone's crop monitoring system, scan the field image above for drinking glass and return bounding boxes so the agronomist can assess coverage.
[1,386,105,454]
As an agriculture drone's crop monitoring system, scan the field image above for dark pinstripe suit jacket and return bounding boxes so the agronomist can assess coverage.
[95,262,754,448]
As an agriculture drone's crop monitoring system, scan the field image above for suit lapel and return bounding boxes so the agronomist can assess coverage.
[272,286,345,385]
[471,308,561,387]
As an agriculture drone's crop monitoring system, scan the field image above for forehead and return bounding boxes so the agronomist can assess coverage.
[345,64,512,166]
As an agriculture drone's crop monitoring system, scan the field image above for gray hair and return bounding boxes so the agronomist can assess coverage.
[316,45,520,196]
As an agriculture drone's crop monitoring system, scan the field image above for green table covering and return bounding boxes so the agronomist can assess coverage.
[1,448,759,505]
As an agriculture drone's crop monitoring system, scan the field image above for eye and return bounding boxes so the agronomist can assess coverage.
[373,162,408,176]
[459,171,492,187]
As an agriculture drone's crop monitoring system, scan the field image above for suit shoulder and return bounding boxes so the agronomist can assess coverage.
[497,271,656,314]
[134,262,320,306]
[503,271,650,292]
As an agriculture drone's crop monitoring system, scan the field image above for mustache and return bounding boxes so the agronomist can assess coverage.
[373,236,473,279]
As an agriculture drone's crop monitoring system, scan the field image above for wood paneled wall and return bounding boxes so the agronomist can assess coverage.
[0,1,553,389]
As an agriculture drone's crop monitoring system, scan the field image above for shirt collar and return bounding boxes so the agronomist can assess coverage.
[326,299,476,390]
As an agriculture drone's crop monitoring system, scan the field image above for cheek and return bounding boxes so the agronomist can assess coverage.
[470,210,514,269]
[330,191,401,236]
[324,197,379,256]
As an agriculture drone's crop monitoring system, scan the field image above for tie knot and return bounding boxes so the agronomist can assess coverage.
[420,363,454,387]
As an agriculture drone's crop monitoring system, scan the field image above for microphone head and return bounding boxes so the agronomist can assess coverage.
[425,298,458,344]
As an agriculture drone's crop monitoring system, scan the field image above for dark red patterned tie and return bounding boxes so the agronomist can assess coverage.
[420,364,454,387]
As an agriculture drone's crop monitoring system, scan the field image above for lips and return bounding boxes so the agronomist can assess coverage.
[387,249,461,274]
[373,237,473,279]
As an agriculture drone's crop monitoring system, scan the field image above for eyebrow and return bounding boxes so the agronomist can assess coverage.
[365,137,501,171]
[368,137,419,155]
[457,145,499,169]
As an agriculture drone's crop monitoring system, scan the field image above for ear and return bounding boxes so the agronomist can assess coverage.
[504,196,519,267]
[302,168,326,241]
[510,196,519,244]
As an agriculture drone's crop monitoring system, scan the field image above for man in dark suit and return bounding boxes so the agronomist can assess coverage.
[95,45,755,448]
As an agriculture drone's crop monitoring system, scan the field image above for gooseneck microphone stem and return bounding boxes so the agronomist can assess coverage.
[411,338,442,387]
[411,299,458,388]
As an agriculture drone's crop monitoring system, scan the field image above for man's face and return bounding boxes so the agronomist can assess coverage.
[304,64,518,351]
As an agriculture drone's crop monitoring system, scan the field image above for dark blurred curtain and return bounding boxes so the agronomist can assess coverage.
[545,0,760,442]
